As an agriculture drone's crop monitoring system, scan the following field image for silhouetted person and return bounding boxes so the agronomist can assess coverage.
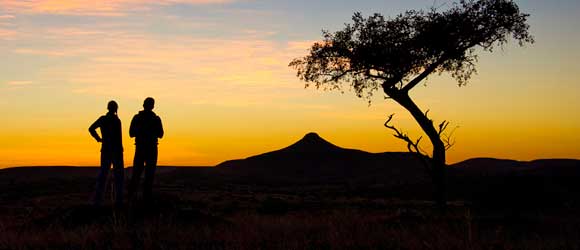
[128,97,164,202]
[89,100,124,207]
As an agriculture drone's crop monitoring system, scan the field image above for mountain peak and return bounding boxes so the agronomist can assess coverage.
[283,132,343,153]
[302,132,322,141]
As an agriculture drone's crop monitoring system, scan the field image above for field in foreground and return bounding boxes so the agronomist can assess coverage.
[1,165,580,250]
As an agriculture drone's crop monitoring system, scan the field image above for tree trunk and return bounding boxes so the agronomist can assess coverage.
[387,89,447,210]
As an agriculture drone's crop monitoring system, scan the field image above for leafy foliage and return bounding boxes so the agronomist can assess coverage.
[290,0,534,99]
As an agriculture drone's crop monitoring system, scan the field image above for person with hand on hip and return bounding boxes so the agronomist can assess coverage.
[89,100,124,207]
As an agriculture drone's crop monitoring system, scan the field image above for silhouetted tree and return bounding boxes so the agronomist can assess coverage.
[290,0,533,209]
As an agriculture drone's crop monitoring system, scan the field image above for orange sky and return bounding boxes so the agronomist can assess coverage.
[0,0,579,168]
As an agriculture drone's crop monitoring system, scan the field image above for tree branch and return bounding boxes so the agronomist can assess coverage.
[385,114,425,155]
[384,114,432,176]
[401,55,448,93]
[439,121,458,151]
[435,120,458,151]
[437,120,449,136]
[327,68,354,82]
[319,68,371,83]
[365,69,390,82]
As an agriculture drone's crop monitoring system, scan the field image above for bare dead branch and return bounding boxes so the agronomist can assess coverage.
[434,119,458,151]
[385,114,432,176]
[442,125,459,151]
[437,120,449,136]
[385,114,424,155]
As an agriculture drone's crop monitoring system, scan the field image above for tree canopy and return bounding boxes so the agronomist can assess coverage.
[290,0,533,209]
[290,0,534,99]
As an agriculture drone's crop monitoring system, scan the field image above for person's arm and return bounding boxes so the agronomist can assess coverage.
[157,116,164,139]
[89,117,102,142]
[129,115,138,138]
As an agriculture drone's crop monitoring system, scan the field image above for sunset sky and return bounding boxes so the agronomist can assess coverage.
[1,0,579,168]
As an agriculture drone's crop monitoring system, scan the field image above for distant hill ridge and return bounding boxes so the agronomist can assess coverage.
[451,157,580,177]
[1,133,578,184]
[217,132,418,168]
[216,132,429,184]
[216,132,580,183]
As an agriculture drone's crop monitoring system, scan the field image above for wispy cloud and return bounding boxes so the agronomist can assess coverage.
[0,28,17,39]
[0,15,16,38]
[5,81,33,86]
[0,0,236,16]
[13,48,72,56]
[10,26,313,105]
[287,40,318,52]
[66,36,307,104]
[0,15,15,19]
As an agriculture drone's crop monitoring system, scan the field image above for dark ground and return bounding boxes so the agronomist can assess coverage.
[1,162,580,250]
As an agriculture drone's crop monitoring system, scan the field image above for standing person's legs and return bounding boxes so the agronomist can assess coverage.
[128,147,144,200]
[93,151,112,206]
[112,152,124,206]
[143,146,158,202]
